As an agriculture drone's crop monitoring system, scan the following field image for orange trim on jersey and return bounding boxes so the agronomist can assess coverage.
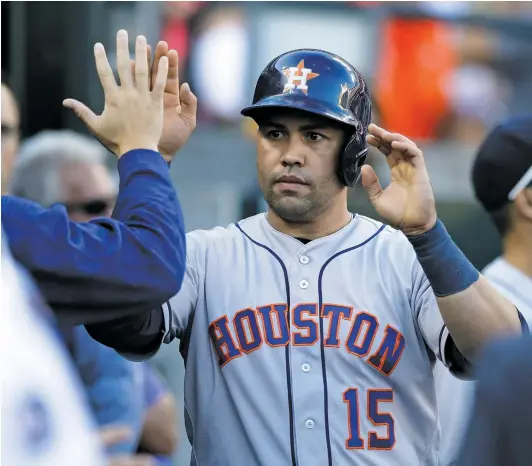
[322,303,353,348]
[367,389,396,450]
[209,314,243,367]
[343,387,365,450]
[292,303,319,346]
[232,307,264,355]
[366,324,406,377]
[345,311,379,357]
[257,303,290,348]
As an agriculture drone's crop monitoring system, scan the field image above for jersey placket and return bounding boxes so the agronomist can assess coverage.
[288,249,329,466]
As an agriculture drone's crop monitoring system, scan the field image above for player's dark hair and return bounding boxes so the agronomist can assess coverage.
[489,203,512,237]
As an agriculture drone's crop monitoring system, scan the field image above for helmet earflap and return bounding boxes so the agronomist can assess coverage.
[338,131,368,187]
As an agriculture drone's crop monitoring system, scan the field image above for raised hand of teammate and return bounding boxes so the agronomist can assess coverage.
[362,123,437,236]
[142,40,198,161]
[63,30,168,158]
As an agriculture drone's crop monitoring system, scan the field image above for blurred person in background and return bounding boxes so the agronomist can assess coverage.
[435,115,532,465]
[1,79,20,194]
[2,231,156,466]
[456,334,532,466]
[10,129,180,460]
[10,130,117,221]
[188,4,249,123]
[1,236,105,466]
[1,30,193,326]
[161,0,206,83]
[136,365,179,466]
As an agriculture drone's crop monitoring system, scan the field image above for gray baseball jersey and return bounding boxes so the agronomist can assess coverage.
[167,213,455,466]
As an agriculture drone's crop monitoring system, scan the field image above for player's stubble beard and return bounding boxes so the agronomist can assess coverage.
[263,172,343,223]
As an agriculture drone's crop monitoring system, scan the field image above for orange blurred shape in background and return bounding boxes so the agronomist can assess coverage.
[375,18,457,140]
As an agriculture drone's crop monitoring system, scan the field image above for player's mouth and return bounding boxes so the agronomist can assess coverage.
[275,175,309,190]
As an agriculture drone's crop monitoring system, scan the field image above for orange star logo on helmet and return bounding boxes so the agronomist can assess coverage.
[282,60,320,95]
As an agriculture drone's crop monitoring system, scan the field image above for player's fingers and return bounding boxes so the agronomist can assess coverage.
[366,135,392,156]
[391,140,423,159]
[383,132,415,146]
[166,49,180,96]
[152,56,169,100]
[146,44,152,89]
[180,83,197,125]
[62,99,99,132]
[370,124,415,145]
[366,134,381,148]
[116,29,133,88]
[130,59,136,86]
[150,41,168,91]
[367,123,387,140]
[360,165,384,202]
[368,123,415,146]
[94,43,118,95]
[134,35,149,91]
[99,425,132,447]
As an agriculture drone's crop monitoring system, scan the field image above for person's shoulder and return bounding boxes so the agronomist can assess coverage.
[355,214,407,242]
[354,214,417,260]
[185,214,264,255]
[186,214,261,243]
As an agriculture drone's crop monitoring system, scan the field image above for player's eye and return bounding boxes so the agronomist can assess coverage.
[305,132,325,142]
[267,130,287,140]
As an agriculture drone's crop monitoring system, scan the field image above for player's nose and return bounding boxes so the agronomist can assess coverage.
[280,139,306,167]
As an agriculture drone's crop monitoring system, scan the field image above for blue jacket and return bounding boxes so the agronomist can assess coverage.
[1,149,185,325]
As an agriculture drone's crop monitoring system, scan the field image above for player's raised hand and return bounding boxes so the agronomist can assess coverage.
[362,123,437,236]
[63,30,168,158]
[145,40,197,161]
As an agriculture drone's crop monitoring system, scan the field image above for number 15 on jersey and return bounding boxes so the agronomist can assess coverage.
[343,388,395,450]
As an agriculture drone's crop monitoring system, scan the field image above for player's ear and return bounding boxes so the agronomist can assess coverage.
[513,188,532,222]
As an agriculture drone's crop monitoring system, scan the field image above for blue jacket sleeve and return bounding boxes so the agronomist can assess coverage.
[1,149,185,325]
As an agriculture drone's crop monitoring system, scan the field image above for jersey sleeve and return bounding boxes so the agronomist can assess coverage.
[411,259,471,378]
[165,249,200,340]
[89,230,204,362]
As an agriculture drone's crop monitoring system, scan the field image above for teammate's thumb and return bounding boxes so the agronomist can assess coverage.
[180,83,198,120]
[360,165,383,201]
[62,99,98,131]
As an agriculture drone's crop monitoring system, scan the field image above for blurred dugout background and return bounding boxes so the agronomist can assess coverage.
[2,2,532,465]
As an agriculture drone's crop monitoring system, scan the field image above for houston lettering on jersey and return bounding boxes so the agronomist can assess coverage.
[208,303,406,375]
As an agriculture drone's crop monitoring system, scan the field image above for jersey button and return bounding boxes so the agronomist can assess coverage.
[305,419,315,429]
[299,256,309,264]
[301,363,311,372]
[299,279,309,289]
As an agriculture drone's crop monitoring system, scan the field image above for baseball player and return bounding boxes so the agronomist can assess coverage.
[434,116,532,465]
[88,49,525,466]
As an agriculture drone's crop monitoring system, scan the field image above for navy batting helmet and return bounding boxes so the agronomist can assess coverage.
[241,49,372,187]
